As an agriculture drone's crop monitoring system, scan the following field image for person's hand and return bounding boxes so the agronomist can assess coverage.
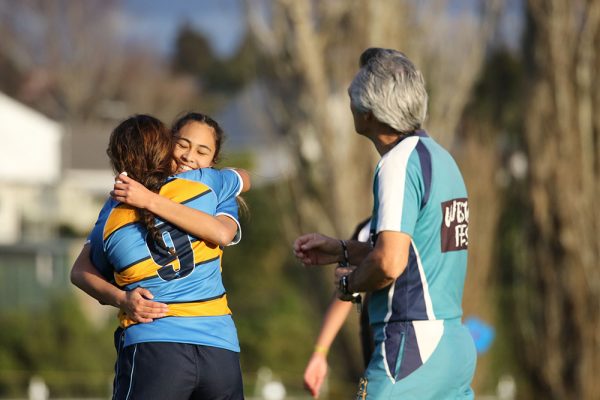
[121,287,168,324]
[303,352,328,398]
[335,266,357,301]
[293,233,342,266]
[111,172,154,209]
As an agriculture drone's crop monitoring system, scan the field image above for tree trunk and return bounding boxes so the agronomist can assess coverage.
[518,1,600,398]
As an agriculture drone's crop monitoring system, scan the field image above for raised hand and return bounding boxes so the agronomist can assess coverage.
[293,233,342,266]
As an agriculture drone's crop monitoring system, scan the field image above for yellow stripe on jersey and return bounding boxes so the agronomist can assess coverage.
[167,295,231,317]
[159,178,212,204]
[103,205,138,241]
[103,177,211,242]
[114,240,223,287]
[114,257,157,287]
[119,294,232,328]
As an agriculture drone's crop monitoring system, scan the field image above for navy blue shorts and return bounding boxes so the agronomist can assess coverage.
[112,329,244,400]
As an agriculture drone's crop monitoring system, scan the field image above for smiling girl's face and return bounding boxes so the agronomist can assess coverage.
[172,121,217,173]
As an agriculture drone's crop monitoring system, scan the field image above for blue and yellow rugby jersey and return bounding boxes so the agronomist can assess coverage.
[367,130,470,380]
[88,168,243,351]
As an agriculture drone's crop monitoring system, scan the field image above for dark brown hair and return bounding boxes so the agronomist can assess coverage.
[107,114,174,251]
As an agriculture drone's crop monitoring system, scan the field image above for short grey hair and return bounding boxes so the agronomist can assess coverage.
[348,48,428,133]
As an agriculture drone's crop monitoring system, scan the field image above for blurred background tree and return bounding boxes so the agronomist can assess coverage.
[172,23,256,108]
[0,295,115,397]
[502,1,600,399]
[0,0,207,123]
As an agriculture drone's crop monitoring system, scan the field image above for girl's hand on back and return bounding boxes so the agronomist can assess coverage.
[111,172,155,209]
[121,287,169,324]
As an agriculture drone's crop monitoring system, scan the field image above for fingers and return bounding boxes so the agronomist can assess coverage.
[128,304,168,324]
[313,376,323,398]
[135,298,169,314]
[142,307,168,319]
[126,288,169,319]
[306,233,340,254]
[136,287,154,299]
[136,299,169,313]
[294,251,314,266]
[334,266,354,280]
[111,182,135,203]
[299,234,325,252]
[303,375,318,398]
[293,236,313,265]
[131,315,153,324]
[293,234,328,266]
[111,189,125,198]
[308,371,323,398]
[110,183,128,202]
[294,234,325,252]
[119,172,130,182]
[114,171,129,184]
[112,184,129,198]
[112,175,132,195]
[131,310,166,323]
[293,235,311,253]
[304,354,327,398]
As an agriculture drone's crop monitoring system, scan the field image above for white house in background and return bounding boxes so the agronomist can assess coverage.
[0,91,63,244]
[0,92,63,184]
[57,121,115,235]
[0,92,114,245]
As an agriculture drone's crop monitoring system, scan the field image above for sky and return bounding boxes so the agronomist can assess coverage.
[119,0,524,59]
[122,0,246,58]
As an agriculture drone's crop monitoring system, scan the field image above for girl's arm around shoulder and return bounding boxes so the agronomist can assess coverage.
[188,167,251,194]
[112,172,239,246]
[218,167,251,197]
[231,168,251,193]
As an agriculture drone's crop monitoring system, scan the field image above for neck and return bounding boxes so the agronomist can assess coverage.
[372,132,405,156]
